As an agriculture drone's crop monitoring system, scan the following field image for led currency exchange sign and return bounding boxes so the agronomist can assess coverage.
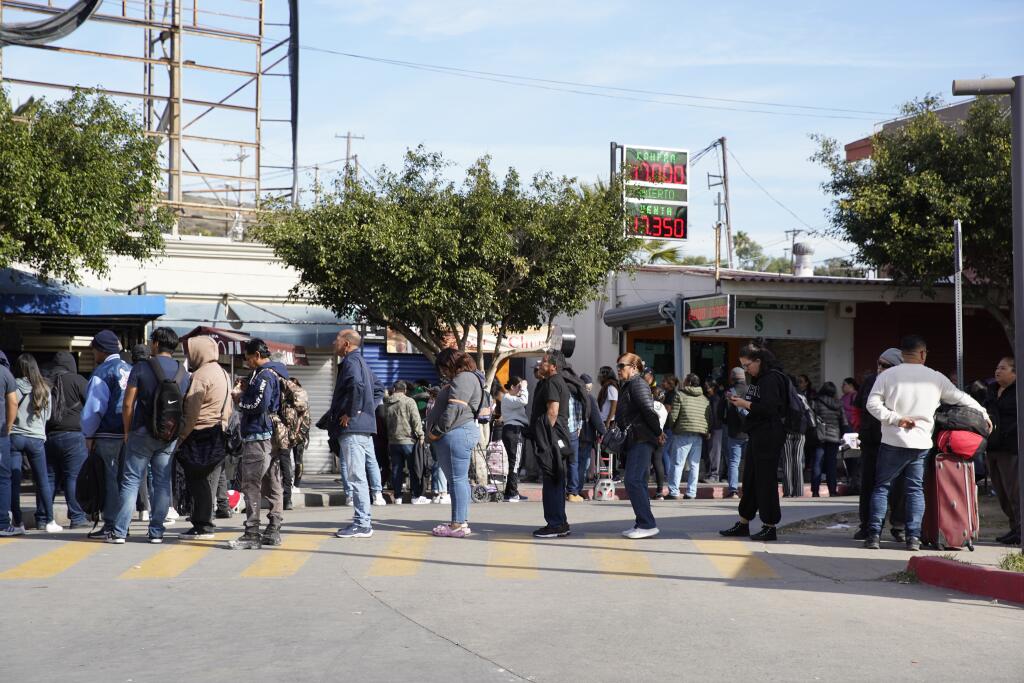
[623,145,689,242]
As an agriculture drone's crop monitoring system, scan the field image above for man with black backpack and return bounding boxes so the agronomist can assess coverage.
[43,352,90,529]
[109,327,190,544]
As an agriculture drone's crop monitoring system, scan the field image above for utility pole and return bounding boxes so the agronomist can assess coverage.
[707,138,735,268]
[335,131,365,171]
[227,146,250,207]
[785,229,804,271]
[313,164,321,203]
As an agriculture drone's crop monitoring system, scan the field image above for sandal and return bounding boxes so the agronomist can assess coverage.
[432,523,471,538]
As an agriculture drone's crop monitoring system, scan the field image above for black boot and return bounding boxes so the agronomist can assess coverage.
[228,528,262,550]
[261,527,282,546]
[719,521,750,537]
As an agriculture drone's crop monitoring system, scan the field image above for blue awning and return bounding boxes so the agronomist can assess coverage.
[0,268,165,318]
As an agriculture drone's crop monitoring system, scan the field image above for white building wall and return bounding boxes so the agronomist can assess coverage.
[822,303,855,386]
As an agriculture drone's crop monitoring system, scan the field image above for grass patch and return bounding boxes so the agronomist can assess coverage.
[884,569,919,584]
[938,553,969,564]
[997,552,1024,573]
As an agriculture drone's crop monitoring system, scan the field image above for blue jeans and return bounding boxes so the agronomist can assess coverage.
[11,435,52,526]
[668,433,703,497]
[431,442,448,494]
[661,431,674,485]
[389,443,420,499]
[566,434,581,495]
[114,432,175,538]
[0,435,11,527]
[577,440,594,493]
[625,441,657,529]
[435,421,476,524]
[725,436,747,492]
[812,442,840,495]
[868,444,928,538]
[46,431,89,524]
[340,433,375,528]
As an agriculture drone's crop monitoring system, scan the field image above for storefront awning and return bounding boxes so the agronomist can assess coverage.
[179,326,309,366]
[0,268,165,318]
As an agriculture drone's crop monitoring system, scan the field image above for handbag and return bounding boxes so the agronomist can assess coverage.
[177,372,231,468]
[602,424,632,456]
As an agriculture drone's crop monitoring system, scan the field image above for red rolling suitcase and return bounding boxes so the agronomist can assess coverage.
[922,453,979,551]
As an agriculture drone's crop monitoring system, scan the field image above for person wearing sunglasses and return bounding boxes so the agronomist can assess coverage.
[614,354,664,539]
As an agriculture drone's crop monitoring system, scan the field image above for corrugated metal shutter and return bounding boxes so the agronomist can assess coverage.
[362,343,439,387]
[286,352,337,474]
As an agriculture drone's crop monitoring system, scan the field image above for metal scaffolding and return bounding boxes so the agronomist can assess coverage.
[0,0,298,237]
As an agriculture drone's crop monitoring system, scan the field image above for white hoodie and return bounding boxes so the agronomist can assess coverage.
[866,363,986,450]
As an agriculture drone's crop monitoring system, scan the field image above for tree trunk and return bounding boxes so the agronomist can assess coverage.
[983,299,1015,349]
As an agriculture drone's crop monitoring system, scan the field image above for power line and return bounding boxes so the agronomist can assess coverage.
[300,45,885,121]
[726,149,822,232]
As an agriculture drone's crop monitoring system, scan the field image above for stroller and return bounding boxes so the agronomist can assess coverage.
[471,441,508,502]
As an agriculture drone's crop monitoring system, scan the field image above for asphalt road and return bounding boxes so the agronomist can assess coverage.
[1,495,1021,682]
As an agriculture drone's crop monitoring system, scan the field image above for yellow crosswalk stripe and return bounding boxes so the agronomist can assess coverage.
[0,538,17,547]
[242,533,328,578]
[691,538,778,579]
[594,537,655,580]
[366,532,430,577]
[0,542,102,579]
[486,536,539,579]
[120,533,233,579]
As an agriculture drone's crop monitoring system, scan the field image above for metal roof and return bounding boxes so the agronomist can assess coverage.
[640,265,895,287]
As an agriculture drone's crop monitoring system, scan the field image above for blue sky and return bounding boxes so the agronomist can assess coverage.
[3,0,1022,263]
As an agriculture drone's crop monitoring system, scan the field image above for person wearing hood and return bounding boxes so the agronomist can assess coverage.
[811,382,848,497]
[5,354,57,534]
[43,351,90,529]
[178,336,233,539]
[0,352,20,536]
[385,380,427,504]
[667,373,710,500]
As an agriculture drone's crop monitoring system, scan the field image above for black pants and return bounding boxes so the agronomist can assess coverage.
[184,461,222,534]
[292,443,305,485]
[738,428,785,526]
[216,463,229,514]
[651,440,665,492]
[277,449,294,504]
[858,443,906,532]
[502,425,525,498]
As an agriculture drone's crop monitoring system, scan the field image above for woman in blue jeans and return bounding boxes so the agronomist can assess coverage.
[9,353,57,533]
[426,349,483,538]
[614,353,665,539]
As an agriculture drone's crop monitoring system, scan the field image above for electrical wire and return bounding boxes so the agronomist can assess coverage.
[726,149,822,232]
[300,46,884,121]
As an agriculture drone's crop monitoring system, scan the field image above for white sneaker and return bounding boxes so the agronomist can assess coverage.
[345,498,355,507]
[394,496,404,504]
[0,525,25,537]
[166,507,180,520]
[624,527,660,540]
[436,493,451,504]
[506,495,522,503]
[45,521,63,533]
[140,510,150,522]
[372,493,387,506]
[411,496,431,505]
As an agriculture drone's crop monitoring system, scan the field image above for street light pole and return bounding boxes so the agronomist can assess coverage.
[952,76,1023,553]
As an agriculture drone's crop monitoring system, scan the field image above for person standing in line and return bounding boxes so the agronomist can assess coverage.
[575,373,606,497]
[615,354,663,538]
[985,356,1019,545]
[853,349,907,542]
[531,350,573,539]
[780,374,808,499]
[811,382,848,497]
[127,343,154,523]
[109,328,190,544]
[231,338,286,547]
[265,351,299,512]
[177,336,232,539]
[426,349,483,537]
[8,354,56,532]
[385,380,427,505]
[720,344,788,541]
[659,375,679,496]
[703,380,724,483]
[863,335,990,551]
[331,330,385,539]
[642,369,667,498]
[597,366,620,477]
[722,367,749,499]
[500,376,530,502]
[666,373,709,501]
[841,377,861,432]
[0,353,20,536]
[43,352,90,529]
[80,331,132,539]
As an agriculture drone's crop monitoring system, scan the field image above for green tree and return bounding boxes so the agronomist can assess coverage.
[813,95,1012,342]
[256,147,637,385]
[0,90,171,282]
[732,230,791,273]
[814,257,867,277]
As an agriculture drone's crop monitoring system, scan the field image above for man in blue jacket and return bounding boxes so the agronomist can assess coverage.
[231,338,285,548]
[80,330,132,539]
[331,330,385,538]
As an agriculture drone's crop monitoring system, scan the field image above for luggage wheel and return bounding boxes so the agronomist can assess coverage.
[471,485,488,502]
[966,541,975,552]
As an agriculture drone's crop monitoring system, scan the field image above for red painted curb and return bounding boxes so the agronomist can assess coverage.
[907,556,1024,605]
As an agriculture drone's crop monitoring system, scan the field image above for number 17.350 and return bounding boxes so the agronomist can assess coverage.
[634,214,686,239]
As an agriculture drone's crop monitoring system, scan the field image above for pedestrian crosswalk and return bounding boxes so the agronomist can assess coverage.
[0,530,781,582]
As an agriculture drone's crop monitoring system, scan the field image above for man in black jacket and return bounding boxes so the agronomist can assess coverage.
[986,356,1019,545]
[531,350,573,538]
[853,348,906,541]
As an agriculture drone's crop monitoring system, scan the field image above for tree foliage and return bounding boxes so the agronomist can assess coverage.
[813,95,1012,341]
[0,89,171,282]
[814,257,867,278]
[256,147,638,383]
[733,230,791,273]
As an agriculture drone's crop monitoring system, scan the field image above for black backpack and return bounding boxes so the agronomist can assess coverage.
[772,370,816,434]
[76,446,111,521]
[148,358,187,442]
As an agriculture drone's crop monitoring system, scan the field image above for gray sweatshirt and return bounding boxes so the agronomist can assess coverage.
[426,371,482,437]
[12,378,52,441]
